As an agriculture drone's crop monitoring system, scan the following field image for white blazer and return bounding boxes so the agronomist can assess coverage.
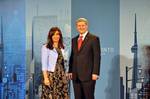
[41,44,65,72]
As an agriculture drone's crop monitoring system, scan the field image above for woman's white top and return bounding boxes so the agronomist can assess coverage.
[41,44,64,72]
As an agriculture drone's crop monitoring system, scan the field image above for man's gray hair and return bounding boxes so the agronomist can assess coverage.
[76,18,88,25]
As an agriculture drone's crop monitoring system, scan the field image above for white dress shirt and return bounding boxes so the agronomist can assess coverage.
[41,44,65,72]
[78,31,88,41]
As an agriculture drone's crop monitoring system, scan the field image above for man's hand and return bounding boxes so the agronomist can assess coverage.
[92,74,99,80]
[67,73,72,80]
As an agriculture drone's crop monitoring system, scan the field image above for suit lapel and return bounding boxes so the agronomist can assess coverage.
[74,36,79,53]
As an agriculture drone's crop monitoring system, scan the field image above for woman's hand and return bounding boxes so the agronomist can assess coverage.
[44,78,50,86]
[43,71,50,86]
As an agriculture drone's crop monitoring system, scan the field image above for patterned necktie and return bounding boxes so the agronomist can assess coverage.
[78,36,83,50]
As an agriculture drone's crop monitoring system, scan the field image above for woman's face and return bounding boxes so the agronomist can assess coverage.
[52,31,60,43]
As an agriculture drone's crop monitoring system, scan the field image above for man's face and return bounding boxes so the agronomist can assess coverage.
[76,21,88,34]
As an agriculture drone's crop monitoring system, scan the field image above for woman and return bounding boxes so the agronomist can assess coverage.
[41,27,69,99]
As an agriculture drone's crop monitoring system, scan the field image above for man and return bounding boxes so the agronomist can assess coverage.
[68,18,101,99]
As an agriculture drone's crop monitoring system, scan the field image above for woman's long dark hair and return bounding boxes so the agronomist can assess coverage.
[46,27,64,50]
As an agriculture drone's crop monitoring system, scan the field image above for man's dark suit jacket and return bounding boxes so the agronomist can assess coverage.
[69,32,101,81]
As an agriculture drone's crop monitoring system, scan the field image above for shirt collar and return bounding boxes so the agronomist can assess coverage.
[79,31,88,40]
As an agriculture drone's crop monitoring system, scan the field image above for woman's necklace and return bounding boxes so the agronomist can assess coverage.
[53,43,58,48]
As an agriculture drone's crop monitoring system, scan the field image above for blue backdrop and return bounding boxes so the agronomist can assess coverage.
[0,0,26,99]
